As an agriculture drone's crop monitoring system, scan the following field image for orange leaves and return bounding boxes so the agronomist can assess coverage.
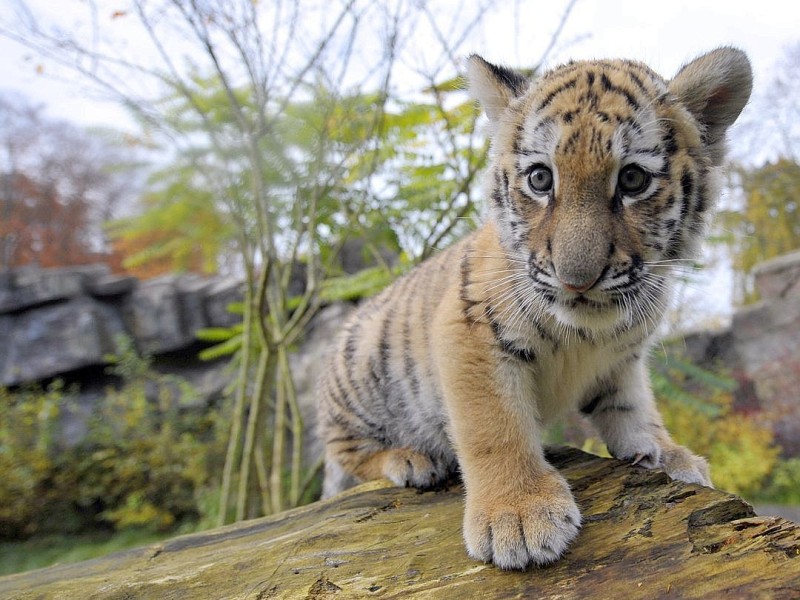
[0,172,109,269]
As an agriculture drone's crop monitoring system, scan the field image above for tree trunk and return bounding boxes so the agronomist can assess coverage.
[2,447,798,599]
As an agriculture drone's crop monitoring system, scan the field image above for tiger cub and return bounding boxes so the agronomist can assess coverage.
[317,47,752,570]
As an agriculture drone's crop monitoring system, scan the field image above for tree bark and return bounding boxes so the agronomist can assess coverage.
[2,447,798,599]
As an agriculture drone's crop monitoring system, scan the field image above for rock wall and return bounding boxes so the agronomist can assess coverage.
[2,248,800,456]
[0,263,347,455]
[0,265,244,449]
[0,264,243,388]
[683,248,800,456]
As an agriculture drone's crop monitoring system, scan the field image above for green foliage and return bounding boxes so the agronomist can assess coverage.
[107,165,234,278]
[363,94,486,257]
[720,159,800,303]
[197,327,244,362]
[0,529,170,577]
[651,353,736,418]
[320,266,398,303]
[0,337,224,540]
[195,265,398,363]
[112,72,485,280]
[0,381,73,538]
[86,338,223,532]
[652,352,780,496]
[752,458,800,505]
[196,302,245,362]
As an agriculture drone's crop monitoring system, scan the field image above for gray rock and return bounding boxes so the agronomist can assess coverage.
[87,274,138,297]
[288,262,308,298]
[679,328,739,367]
[1,297,126,386]
[0,315,12,381]
[731,297,800,375]
[152,353,231,409]
[0,264,243,387]
[339,238,398,274]
[123,275,210,355]
[205,278,244,328]
[176,276,214,338]
[0,264,110,314]
[753,248,800,300]
[290,302,355,464]
[730,294,800,455]
[57,386,106,448]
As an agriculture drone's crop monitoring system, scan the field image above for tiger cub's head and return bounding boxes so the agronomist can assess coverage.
[467,48,751,331]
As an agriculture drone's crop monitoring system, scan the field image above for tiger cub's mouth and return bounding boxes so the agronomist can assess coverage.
[567,295,603,308]
[544,284,634,331]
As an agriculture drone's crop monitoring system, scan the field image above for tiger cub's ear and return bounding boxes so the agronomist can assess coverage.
[669,47,753,165]
[466,55,529,121]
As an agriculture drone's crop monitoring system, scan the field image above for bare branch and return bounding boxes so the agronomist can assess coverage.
[535,0,580,69]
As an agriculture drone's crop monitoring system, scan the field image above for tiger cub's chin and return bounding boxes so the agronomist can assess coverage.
[548,300,627,333]
[318,47,752,570]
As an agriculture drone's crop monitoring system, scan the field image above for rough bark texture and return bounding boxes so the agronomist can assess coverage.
[2,447,799,599]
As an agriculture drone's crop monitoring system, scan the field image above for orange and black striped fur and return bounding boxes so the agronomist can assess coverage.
[317,48,752,570]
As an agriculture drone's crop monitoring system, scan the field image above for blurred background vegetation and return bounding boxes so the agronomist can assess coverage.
[0,0,799,576]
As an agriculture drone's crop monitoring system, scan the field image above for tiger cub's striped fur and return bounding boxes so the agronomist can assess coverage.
[317,48,752,570]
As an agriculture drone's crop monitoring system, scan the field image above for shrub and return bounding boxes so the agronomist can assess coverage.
[752,458,800,505]
[0,338,224,540]
[0,382,74,538]
[573,352,781,497]
[652,353,780,497]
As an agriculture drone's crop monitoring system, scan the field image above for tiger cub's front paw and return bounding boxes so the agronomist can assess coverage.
[381,448,448,489]
[610,434,711,487]
[463,472,581,570]
[661,445,712,487]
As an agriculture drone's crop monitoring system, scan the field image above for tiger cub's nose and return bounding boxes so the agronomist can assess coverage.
[559,273,600,294]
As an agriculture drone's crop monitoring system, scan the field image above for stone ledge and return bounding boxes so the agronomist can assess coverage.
[754,248,800,300]
[0,265,245,385]
[0,265,110,314]
[1,447,798,599]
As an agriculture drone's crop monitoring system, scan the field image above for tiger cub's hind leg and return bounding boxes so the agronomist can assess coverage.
[321,453,360,499]
[324,435,450,496]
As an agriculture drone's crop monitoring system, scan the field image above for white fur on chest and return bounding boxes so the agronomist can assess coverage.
[497,337,630,426]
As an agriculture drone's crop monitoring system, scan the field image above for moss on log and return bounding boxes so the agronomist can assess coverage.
[2,447,799,599]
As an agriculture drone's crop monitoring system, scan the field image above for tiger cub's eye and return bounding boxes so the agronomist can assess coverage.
[527,165,553,194]
[618,164,650,195]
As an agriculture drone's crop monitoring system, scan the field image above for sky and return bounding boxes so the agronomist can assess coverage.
[0,0,797,326]
[1,0,798,132]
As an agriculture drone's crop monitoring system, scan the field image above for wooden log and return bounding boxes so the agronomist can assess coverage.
[2,447,799,599]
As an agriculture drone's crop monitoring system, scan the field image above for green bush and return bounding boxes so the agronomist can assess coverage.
[652,353,780,497]
[573,352,782,498]
[752,458,800,505]
[0,381,74,538]
[0,529,170,577]
[0,338,224,540]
